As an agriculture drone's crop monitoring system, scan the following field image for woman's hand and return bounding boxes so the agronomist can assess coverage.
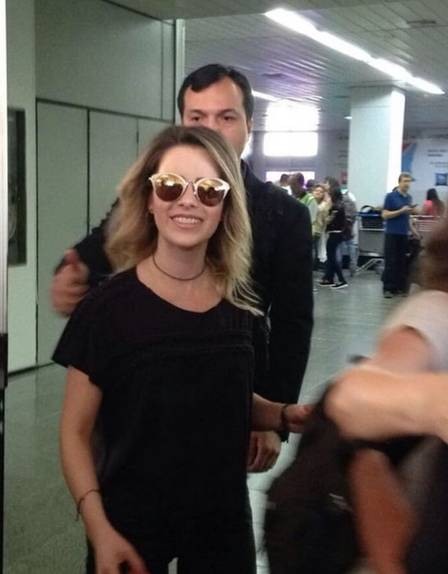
[92,525,150,574]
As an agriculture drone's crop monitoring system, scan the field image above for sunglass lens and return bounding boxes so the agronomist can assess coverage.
[197,180,226,206]
[154,175,184,201]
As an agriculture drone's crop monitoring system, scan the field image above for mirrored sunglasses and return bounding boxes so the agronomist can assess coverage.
[148,173,230,207]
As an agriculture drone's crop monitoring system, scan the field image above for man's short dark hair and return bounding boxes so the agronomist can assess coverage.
[177,64,255,120]
[306,178,315,190]
[294,172,305,187]
[398,172,413,182]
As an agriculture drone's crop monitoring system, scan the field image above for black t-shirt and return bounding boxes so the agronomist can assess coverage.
[53,268,254,516]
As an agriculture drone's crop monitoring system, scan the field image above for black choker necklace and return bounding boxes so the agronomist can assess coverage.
[152,256,206,282]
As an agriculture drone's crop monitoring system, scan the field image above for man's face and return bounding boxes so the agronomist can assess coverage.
[182,77,252,158]
[399,176,413,193]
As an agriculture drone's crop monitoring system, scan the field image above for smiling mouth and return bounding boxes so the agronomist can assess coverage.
[171,216,202,225]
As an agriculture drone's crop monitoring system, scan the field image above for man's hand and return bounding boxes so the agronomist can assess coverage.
[282,403,314,433]
[51,249,89,316]
[247,431,281,473]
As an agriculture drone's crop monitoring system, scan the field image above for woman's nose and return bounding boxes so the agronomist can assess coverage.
[178,181,198,205]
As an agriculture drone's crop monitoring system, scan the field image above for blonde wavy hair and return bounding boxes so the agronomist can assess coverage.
[106,125,260,313]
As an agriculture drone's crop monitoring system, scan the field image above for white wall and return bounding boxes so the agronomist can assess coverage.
[6,0,37,371]
[250,130,347,183]
[35,0,174,120]
[7,0,179,371]
[35,0,177,367]
[402,128,448,205]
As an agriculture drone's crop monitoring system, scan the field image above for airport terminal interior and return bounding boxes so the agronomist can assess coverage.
[3,0,448,572]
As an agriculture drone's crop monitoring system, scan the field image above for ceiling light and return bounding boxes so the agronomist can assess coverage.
[406,77,445,95]
[265,8,317,37]
[265,8,444,96]
[266,101,319,131]
[252,90,278,102]
[368,58,412,81]
[345,116,352,120]
[315,32,370,62]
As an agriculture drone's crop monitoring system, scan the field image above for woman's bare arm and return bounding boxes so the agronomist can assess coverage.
[60,367,149,573]
[59,367,109,540]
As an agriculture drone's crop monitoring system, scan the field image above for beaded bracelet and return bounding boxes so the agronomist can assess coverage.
[76,488,100,521]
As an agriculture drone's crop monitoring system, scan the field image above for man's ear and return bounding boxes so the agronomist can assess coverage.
[246,118,253,135]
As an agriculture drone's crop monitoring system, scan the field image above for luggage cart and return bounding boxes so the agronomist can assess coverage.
[356,212,384,275]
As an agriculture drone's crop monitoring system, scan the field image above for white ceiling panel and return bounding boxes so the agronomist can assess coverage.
[105,0,448,129]
[182,1,448,130]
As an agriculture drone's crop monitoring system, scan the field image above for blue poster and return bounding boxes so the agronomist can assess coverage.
[435,173,448,186]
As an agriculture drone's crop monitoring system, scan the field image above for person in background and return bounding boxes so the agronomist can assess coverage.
[341,187,358,276]
[289,172,306,200]
[319,187,348,289]
[311,183,330,270]
[422,188,445,218]
[290,173,318,225]
[306,178,316,192]
[323,175,340,195]
[276,173,291,193]
[382,172,418,299]
[50,63,314,474]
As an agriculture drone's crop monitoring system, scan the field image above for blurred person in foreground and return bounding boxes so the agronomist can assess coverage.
[327,216,448,574]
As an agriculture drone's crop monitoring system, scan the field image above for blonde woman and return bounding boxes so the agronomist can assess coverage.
[53,126,310,574]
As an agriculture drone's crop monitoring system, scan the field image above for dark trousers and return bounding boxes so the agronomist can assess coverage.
[324,233,345,283]
[383,233,409,293]
[85,507,256,574]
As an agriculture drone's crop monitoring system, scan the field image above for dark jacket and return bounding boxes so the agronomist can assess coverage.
[326,201,346,233]
[72,162,314,406]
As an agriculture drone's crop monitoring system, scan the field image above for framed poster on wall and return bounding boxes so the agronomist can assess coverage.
[7,108,26,265]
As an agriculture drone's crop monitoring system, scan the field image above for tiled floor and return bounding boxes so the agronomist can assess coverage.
[4,272,399,573]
